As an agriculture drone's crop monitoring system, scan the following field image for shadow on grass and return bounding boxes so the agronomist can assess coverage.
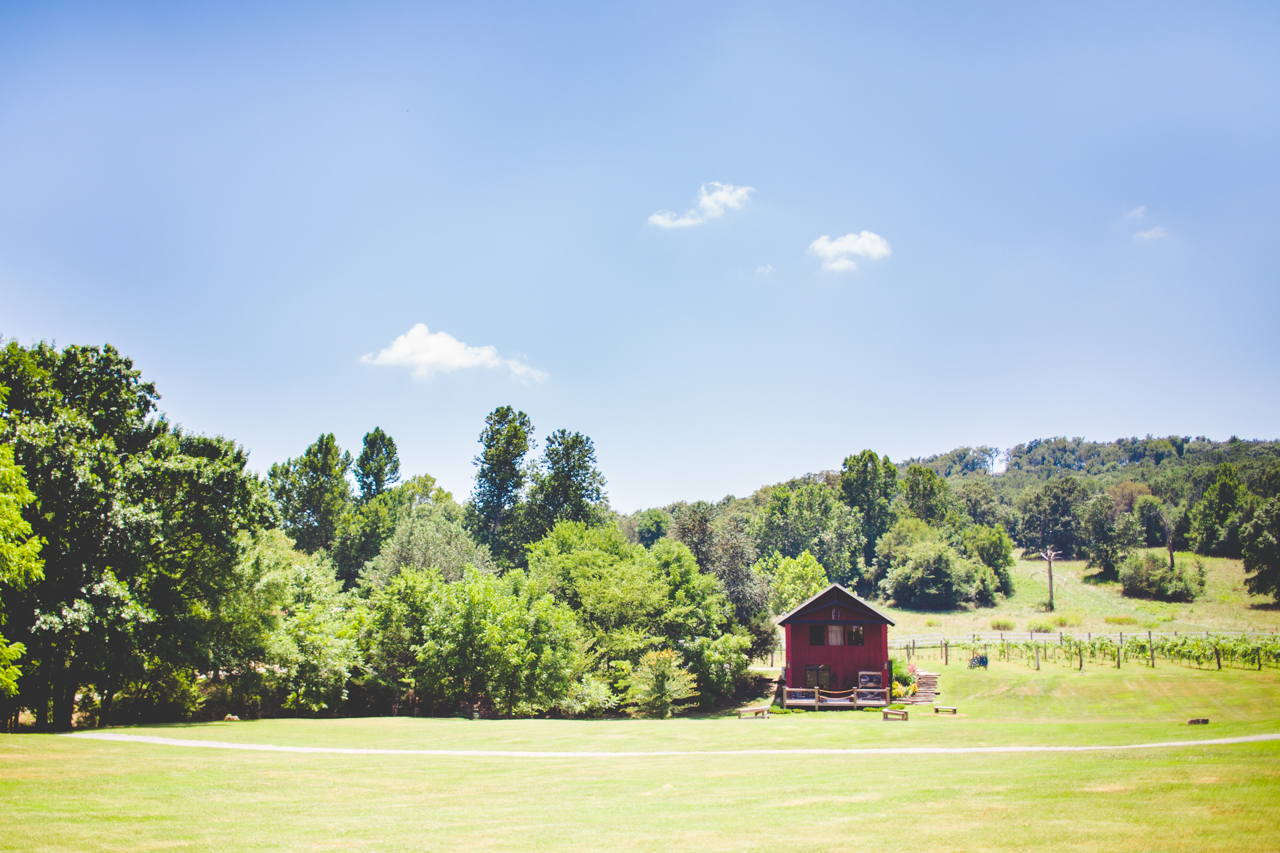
[1081,567,1119,585]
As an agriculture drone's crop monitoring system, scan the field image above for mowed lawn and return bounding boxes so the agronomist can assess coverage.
[3,662,1279,852]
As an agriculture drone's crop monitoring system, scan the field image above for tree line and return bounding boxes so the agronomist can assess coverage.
[1,339,1279,730]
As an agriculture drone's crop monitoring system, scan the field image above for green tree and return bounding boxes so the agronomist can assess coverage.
[269,433,352,554]
[361,566,442,715]
[1134,495,1170,548]
[1017,477,1090,559]
[1241,497,1280,602]
[526,522,746,703]
[840,450,898,566]
[0,440,43,703]
[751,483,864,587]
[414,568,580,716]
[953,477,1001,528]
[670,501,715,568]
[330,473,447,588]
[0,341,267,730]
[525,429,608,542]
[633,508,671,549]
[901,464,950,525]
[263,548,361,714]
[879,540,988,609]
[1189,463,1249,557]
[959,524,1015,596]
[468,407,534,567]
[1078,493,1143,573]
[648,538,747,705]
[354,427,400,503]
[361,500,494,587]
[753,550,828,615]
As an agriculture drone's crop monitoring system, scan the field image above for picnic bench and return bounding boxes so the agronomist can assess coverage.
[882,708,908,721]
[737,705,771,719]
[934,706,957,715]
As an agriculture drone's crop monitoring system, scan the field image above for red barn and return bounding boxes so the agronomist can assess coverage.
[778,583,894,709]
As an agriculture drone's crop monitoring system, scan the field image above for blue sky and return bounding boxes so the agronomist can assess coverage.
[2,2,1278,511]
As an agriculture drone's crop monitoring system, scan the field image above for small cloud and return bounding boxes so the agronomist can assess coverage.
[649,182,753,229]
[1134,227,1168,241]
[1125,206,1147,220]
[756,264,774,275]
[361,323,547,383]
[808,231,892,272]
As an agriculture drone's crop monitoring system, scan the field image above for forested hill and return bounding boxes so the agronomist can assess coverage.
[904,436,1280,506]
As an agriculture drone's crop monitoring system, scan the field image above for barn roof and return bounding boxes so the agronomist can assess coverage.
[775,583,895,626]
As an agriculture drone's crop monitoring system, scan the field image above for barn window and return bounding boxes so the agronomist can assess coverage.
[805,665,831,688]
[827,625,844,646]
[808,624,825,646]
[844,626,865,646]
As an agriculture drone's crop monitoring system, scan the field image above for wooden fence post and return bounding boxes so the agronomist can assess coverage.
[1149,631,1154,668]
[1117,633,1122,669]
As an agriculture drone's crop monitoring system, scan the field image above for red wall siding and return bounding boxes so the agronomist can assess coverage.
[785,624,889,690]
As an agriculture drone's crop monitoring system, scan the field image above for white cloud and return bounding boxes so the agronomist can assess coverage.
[808,231,892,272]
[756,264,774,275]
[649,182,753,228]
[1125,206,1148,220]
[361,323,547,382]
[1134,227,1168,241]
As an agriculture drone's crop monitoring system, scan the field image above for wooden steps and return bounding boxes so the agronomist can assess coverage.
[909,671,940,704]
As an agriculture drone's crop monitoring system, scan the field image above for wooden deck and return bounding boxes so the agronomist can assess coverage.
[783,687,890,709]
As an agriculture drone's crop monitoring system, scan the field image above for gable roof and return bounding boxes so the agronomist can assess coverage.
[775,583,895,626]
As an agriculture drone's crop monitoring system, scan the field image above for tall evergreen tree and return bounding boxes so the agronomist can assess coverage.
[525,429,607,541]
[468,406,534,567]
[354,427,400,503]
[268,434,352,554]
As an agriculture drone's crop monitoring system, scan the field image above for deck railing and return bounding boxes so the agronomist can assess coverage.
[783,687,889,708]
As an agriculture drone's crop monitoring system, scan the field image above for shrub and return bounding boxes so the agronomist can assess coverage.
[879,541,984,609]
[1119,553,1206,602]
[990,618,1015,631]
[961,524,1016,595]
[872,518,935,585]
[1052,613,1082,628]
[924,618,942,627]
[624,650,698,718]
[888,657,914,687]
[554,674,619,718]
[1026,620,1054,633]
[969,561,1001,607]
[1104,614,1139,625]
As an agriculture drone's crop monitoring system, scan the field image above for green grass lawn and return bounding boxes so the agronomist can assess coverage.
[881,548,1280,637]
[3,661,1279,851]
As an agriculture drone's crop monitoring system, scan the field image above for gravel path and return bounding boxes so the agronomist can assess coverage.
[62,731,1280,757]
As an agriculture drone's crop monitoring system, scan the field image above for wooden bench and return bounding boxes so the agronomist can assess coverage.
[737,705,771,719]
[934,706,958,715]
[882,708,908,721]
